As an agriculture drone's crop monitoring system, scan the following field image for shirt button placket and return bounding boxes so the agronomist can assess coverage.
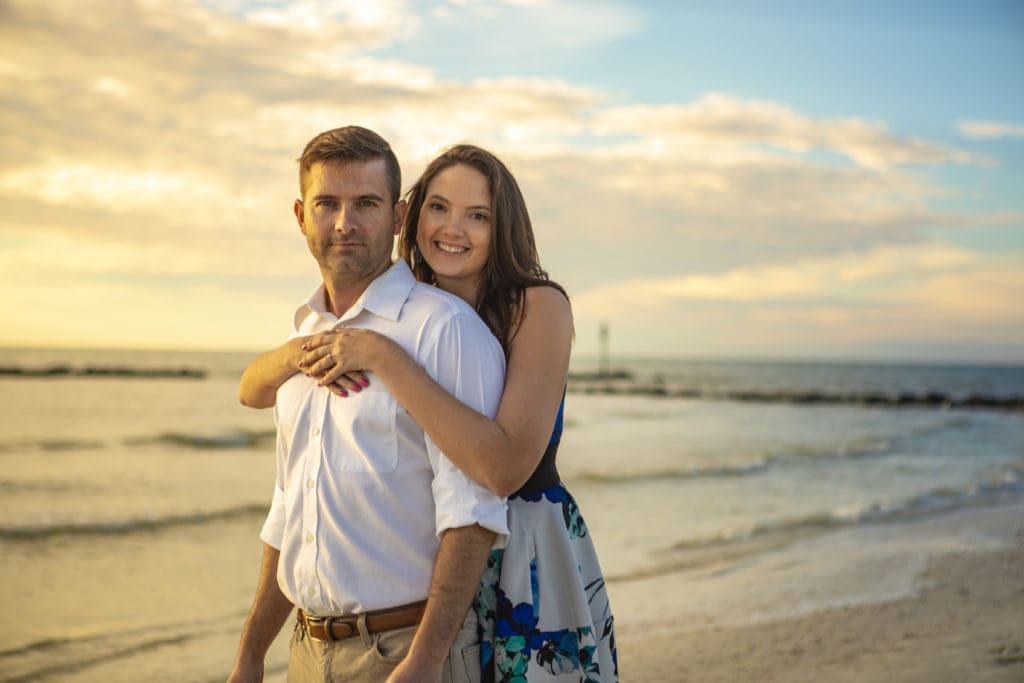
[302,396,327,607]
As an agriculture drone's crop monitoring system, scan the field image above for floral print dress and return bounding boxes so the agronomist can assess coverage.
[475,399,618,681]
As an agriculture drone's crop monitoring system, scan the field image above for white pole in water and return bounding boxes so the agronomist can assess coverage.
[598,322,610,376]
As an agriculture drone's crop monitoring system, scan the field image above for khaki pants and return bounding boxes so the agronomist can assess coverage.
[287,609,481,682]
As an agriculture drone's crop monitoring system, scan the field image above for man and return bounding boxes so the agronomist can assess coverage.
[227,126,507,682]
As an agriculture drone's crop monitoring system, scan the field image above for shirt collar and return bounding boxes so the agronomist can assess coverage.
[293,260,415,331]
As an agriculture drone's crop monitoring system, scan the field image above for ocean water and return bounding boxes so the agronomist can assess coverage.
[1,348,1022,681]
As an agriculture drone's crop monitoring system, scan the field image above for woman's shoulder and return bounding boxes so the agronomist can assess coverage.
[517,284,573,334]
[522,283,571,311]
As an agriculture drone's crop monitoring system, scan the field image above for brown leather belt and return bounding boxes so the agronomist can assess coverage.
[298,601,427,642]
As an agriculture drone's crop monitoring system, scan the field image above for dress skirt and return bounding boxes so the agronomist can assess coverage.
[475,483,618,682]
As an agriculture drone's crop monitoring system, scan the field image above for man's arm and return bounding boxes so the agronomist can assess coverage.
[386,524,496,683]
[238,338,310,408]
[227,544,294,683]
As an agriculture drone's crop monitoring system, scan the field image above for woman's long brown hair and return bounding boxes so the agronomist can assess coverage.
[399,144,568,353]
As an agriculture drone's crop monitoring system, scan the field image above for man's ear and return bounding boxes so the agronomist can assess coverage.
[393,199,408,236]
[294,198,306,235]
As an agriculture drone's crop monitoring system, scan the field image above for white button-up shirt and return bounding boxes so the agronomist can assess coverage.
[260,260,508,615]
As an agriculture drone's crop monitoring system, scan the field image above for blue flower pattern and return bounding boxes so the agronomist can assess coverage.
[475,484,618,681]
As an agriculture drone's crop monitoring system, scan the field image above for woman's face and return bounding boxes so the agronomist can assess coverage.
[416,163,493,301]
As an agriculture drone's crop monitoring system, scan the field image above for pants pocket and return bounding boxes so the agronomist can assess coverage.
[458,642,481,682]
[371,624,417,665]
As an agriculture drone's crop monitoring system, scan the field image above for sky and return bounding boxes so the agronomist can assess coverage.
[2,0,1022,363]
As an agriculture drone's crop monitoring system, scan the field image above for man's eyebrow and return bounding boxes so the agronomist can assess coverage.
[308,193,386,203]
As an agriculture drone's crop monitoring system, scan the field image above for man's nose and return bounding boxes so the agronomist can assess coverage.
[334,206,357,231]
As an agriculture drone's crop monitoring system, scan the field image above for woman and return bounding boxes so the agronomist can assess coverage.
[239,145,617,681]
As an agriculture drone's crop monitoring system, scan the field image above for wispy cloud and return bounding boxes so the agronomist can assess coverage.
[0,0,1018,357]
[571,244,1024,359]
[431,0,643,49]
[593,94,985,170]
[958,120,1024,140]
[572,243,982,310]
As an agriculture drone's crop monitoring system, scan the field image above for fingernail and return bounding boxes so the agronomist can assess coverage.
[360,377,370,387]
[351,384,361,392]
[301,344,308,350]
[337,389,349,398]
[298,361,304,368]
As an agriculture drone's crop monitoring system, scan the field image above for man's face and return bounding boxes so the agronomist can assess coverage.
[295,159,404,284]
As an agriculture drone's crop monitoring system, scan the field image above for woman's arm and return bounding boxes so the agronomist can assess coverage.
[238,337,312,408]
[307,286,573,496]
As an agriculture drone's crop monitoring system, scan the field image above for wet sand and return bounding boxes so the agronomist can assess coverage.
[615,506,1024,682]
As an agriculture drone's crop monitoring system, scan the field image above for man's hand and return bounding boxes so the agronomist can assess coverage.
[393,524,495,682]
[385,658,442,683]
[226,659,264,683]
[227,545,293,683]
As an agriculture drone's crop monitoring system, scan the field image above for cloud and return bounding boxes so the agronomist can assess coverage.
[0,164,224,212]
[958,120,1024,140]
[431,0,643,50]
[571,243,982,311]
[592,94,985,170]
[570,245,1024,360]
[0,0,1017,358]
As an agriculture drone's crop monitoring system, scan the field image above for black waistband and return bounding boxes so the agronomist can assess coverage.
[514,440,561,494]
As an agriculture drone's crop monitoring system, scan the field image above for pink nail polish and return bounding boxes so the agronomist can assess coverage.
[351,384,361,392]
[338,389,349,398]
[360,377,370,387]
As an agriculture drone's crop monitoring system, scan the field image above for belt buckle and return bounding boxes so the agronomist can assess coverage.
[301,613,329,642]
[311,615,355,642]
[321,616,337,642]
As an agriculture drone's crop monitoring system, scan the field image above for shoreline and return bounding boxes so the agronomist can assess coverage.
[613,503,1024,682]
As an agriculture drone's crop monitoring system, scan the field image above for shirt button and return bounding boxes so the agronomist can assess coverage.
[307,479,315,489]
[308,587,316,596]
[306,532,314,543]
[312,426,320,436]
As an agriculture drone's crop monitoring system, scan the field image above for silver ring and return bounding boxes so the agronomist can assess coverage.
[327,352,334,365]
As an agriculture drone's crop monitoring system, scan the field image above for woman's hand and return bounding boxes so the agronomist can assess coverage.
[299,328,381,397]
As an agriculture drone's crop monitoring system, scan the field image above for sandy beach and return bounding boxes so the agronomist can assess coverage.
[3,355,1022,682]
[613,503,1024,682]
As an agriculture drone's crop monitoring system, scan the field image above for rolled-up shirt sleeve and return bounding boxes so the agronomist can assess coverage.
[424,311,509,547]
[259,402,288,550]
[259,482,286,550]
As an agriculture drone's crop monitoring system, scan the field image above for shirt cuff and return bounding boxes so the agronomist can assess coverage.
[432,484,509,550]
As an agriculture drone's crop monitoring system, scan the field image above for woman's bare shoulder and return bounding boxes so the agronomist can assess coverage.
[522,284,572,318]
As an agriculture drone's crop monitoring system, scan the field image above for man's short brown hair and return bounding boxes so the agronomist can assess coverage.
[298,126,401,204]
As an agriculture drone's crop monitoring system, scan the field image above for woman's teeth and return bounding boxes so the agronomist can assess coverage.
[436,242,467,254]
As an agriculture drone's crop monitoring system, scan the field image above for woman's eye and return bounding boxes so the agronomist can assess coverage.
[471,212,490,222]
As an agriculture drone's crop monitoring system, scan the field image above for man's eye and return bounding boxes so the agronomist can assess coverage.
[316,200,336,208]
